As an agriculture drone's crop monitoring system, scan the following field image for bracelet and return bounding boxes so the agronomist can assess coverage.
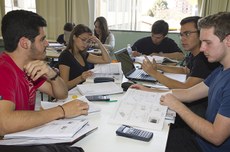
[58,105,65,119]
[50,67,59,81]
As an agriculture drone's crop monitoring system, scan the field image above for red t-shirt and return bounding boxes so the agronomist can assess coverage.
[0,52,46,110]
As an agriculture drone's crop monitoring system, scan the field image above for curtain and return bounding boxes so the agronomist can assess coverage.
[0,0,5,36]
[36,0,90,41]
[199,0,230,17]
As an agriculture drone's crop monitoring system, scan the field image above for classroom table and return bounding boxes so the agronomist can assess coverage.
[68,82,170,152]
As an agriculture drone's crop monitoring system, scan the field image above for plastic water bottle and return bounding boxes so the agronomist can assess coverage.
[127,44,132,57]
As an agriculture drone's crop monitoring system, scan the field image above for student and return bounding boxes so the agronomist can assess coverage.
[94,16,115,55]
[0,10,87,152]
[57,22,75,45]
[58,24,111,90]
[131,20,184,60]
[133,12,230,152]
[142,16,220,89]
[142,16,220,119]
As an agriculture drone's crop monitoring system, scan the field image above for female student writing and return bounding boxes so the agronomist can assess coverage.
[58,24,111,89]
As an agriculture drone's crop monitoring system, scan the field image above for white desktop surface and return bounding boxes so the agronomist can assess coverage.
[71,92,170,152]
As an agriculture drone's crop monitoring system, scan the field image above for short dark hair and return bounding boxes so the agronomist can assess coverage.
[151,20,168,36]
[180,16,201,31]
[64,23,75,31]
[198,12,230,41]
[1,10,47,52]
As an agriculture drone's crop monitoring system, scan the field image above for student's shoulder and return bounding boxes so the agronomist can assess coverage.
[163,37,177,43]
[59,50,73,59]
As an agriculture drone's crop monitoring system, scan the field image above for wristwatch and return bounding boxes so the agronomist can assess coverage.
[50,67,59,81]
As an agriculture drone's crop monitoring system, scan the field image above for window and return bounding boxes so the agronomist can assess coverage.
[4,0,36,14]
[95,0,198,31]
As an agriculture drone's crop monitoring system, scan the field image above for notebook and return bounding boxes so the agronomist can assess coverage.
[114,48,156,83]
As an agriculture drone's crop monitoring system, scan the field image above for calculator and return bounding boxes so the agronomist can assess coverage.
[116,125,153,142]
[85,95,110,101]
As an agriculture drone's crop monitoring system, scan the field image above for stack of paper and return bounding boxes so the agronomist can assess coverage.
[86,63,123,83]
[1,119,98,145]
[134,55,178,64]
[165,109,176,124]
[77,82,123,96]
[134,55,165,64]
[0,123,97,145]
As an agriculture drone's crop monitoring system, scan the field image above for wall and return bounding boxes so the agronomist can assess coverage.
[112,30,183,52]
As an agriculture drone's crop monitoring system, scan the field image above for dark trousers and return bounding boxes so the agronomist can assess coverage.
[0,144,84,152]
[165,125,203,152]
[165,98,208,152]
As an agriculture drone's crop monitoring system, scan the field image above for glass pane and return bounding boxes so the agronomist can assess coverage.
[4,0,36,13]
[95,0,198,31]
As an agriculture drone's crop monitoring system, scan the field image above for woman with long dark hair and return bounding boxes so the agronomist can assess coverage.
[58,24,111,89]
[94,16,115,54]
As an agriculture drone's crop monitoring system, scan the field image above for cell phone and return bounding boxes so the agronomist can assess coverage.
[85,95,110,101]
[116,125,153,142]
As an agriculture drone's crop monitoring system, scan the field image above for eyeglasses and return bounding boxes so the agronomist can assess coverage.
[78,36,89,44]
[179,31,198,38]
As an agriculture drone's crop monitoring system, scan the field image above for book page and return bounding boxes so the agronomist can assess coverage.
[111,89,170,131]
[77,82,123,96]
[4,119,88,139]
[87,63,123,83]
[0,123,97,145]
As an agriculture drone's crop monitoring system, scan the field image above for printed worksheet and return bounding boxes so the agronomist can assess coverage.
[111,88,170,131]
[87,63,123,83]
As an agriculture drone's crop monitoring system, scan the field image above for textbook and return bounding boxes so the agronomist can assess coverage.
[4,119,88,139]
[0,120,97,145]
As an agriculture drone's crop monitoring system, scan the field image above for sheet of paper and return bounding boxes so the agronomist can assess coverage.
[134,55,178,64]
[41,96,101,115]
[138,73,186,89]
[77,82,123,96]
[91,63,123,74]
[111,89,169,131]
[134,55,165,64]
[87,63,123,83]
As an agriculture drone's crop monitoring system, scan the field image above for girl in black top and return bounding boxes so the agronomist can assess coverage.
[58,24,111,89]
